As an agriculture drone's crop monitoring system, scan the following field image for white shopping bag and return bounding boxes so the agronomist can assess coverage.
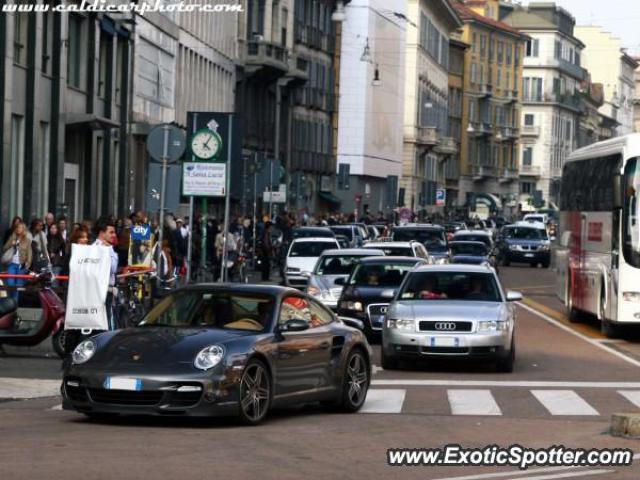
[65,244,111,331]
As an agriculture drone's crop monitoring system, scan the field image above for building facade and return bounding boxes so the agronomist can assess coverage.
[503,2,586,209]
[574,26,638,137]
[235,0,344,219]
[453,0,527,217]
[335,0,406,216]
[635,59,640,133]
[131,4,238,216]
[401,0,461,215]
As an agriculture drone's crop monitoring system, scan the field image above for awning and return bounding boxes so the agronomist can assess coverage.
[318,191,341,206]
[474,193,502,210]
[64,113,120,130]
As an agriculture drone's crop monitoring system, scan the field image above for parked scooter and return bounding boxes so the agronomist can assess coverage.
[0,271,66,358]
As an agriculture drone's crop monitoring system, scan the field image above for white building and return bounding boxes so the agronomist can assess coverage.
[335,0,407,215]
[401,0,461,214]
[575,26,638,137]
[503,3,585,209]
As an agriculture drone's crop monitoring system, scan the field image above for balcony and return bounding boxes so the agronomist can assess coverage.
[499,168,519,183]
[469,83,493,99]
[288,54,309,83]
[504,89,518,103]
[521,125,540,137]
[415,126,439,146]
[435,136,458,155]
[548,58,587,80]
[499,126,519,140]
[520,164,542,177]
[470,121,493,136]
[525,91,583,112]
[472,164,496,181]
[244,40,289,78]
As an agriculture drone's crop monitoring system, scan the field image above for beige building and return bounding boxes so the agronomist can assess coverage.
[635,59,640,132]
[574,26,638,136]
[402,0,461,214]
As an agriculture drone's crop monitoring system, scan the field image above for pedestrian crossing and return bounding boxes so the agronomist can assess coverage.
[360,387,640,418]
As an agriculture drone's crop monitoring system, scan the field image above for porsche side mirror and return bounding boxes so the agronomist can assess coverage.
[506,291,523,302]
[381,289,396,299]
[339,316,364,331]
[281,319,309,332]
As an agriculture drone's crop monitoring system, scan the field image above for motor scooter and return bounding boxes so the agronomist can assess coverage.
[0,271,66,358]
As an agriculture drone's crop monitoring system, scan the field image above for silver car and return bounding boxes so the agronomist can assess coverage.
[382,264,521,372]
[306,248,384,309]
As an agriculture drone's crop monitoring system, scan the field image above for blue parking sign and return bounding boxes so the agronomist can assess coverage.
[436,189,446,206]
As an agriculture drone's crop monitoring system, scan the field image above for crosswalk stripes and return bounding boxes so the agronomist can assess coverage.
[447,389,502,416]
[530,390,599,416]
[361,388,640,417]
[617,390,640,408]
[360,389,406,413]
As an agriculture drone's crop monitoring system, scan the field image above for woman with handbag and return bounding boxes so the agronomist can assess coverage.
[2,221,32,300]
[30,218,51,273]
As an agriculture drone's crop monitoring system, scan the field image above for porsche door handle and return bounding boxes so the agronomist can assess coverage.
[319,342,331,350]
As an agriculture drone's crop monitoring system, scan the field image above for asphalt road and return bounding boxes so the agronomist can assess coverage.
[2,266,640,480]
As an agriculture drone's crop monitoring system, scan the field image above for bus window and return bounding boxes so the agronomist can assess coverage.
[623,158,640,268]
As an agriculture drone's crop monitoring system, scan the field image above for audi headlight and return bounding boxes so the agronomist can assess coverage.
[194,345,225,371]
[478,320,508,332]
[340,301,363,311]
[387,318,415,331]
[72,340,96,365]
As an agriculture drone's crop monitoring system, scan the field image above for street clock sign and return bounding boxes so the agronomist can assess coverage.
[190,128,222,160]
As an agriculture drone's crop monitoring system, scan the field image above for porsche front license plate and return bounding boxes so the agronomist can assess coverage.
[104,377,142,391]
[429,337,459,347]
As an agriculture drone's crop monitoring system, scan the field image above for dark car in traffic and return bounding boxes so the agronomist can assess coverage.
[392,225,449,262]
[62,284,372,425]
[337,256,428,339]
[292,227,336,239]
[496,221,551,268]
[449,241,498,271]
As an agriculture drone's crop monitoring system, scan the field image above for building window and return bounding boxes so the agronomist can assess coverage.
[497,41,504,64]
[472,33,477,53]
[524,114,535,126]
[281,7,288,45]
[469,99,477,122]
[39,122,50,216]
[10,115,25,218]
[14,5,29,66]
[523,77,542,101]
[42,10,53,74]
[67,14,83,88]
[470,63,477,84]
[480,34,486,58]
[525,38,539,57]
[523,147,533,166]
[98,33,109,98]
[521,181,534,194]
[554,40,562,59]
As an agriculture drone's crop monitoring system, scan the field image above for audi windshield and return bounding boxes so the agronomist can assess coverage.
[399,272,501,302]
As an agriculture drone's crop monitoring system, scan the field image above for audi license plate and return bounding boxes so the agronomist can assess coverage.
[429,337,459,347]
[104,377,142,391]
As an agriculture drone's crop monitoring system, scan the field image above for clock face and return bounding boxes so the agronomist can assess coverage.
[190,129,222,160]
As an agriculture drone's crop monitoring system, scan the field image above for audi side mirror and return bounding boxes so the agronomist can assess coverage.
[381,289,396,299]
[506,291,523,302]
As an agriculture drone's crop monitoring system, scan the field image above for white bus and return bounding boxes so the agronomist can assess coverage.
[555,134,640,337]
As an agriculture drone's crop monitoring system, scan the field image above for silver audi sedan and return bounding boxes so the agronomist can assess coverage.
[382,264,521,372]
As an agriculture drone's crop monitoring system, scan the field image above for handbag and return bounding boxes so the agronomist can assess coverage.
[1,246,15,265]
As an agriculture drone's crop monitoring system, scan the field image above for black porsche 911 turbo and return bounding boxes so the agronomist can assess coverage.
[62,284,372,425]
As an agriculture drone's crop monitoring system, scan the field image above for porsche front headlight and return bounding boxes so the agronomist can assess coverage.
[194,345,225,371]
[72,340,96,365]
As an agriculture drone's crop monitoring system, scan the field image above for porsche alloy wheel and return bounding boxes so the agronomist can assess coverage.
[339,350,369,412]
[239,360,271,425]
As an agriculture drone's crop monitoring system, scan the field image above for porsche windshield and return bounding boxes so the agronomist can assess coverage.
[139,292,275,331]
